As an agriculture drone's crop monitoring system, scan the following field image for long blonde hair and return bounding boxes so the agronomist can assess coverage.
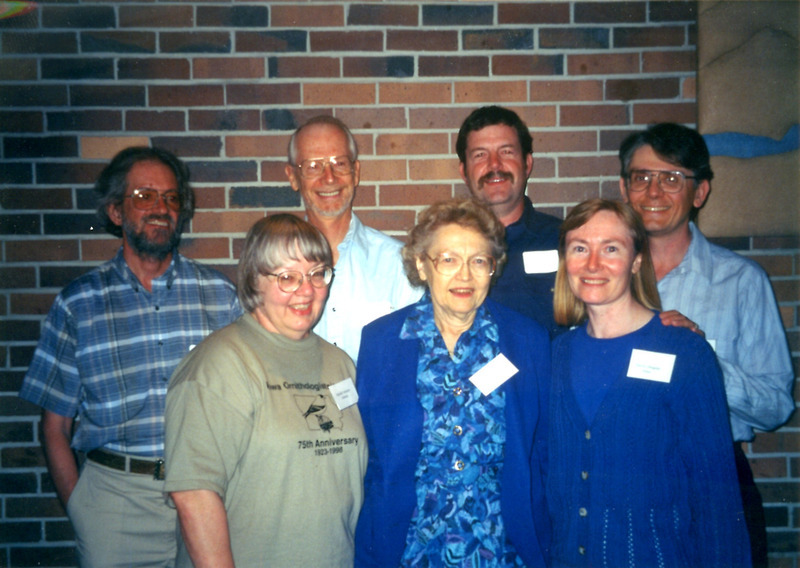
[553,199,661,326]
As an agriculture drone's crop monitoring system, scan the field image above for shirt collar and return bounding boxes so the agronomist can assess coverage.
[111,247,179,292]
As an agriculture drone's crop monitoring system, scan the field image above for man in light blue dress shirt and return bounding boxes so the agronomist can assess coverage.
[618,123,794,568]
[285,116,422,362]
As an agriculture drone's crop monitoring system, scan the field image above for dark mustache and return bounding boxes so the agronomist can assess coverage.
[478,170,513,185]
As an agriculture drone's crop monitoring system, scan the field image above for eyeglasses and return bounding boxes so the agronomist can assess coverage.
[294,155,354,179]
[425,252,496,277]
[626,170,697,193]
[124,188,182,211]
[264,266,334,293]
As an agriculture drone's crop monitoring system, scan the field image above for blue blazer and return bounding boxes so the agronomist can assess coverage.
[354,298,551,567]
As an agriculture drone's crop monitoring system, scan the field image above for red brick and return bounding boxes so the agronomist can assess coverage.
[531,157,557,179]
[271,4,345,27]
[751,431,800,454]
[193,57,265,80]
[420,56,489,77]
[454,81,527,103]
[534,130,598,153]
[193,187,226,210]
[226,83,300,106]
[1,31,77,54]
[380,184,453,207]
[179,237,231,260]
[534,181,601,204]
[641,49,696,73]
[356,208,417,232]
[575,2,646,23]
[118,58,190,80]
[559,155,620,177]
[152,136,222,158]
[226,135,289,158]
[387,30,458,52]
[191,110,259,132]
[376,133,448,156]
[336,107,408,130]
[260,161,290,183]
[272,56,340,78]
[540,27,609,50]
[681,76,696,99]
[492,55,562,76]
[748,254,794,277]
[360,158,408,182]
[632,102,696,125]
[410,107,473,130]
[311,31,383,52]
[303,83,375,106]
[753,236,800,249]
[498,2,570,24]
[531,80,604,104]
[750,457,788,479]
[149,85,224,107]
[568,53,639,75]
[160,32,231,54]
[614,26,686,48]
[119,5,194,28]
[409,158,459,181]
[561,104,628,126]
[10,293,57,316]
[353,185,376,208]
[606,78,681,101]
[81,239,119,262]
[81,136,150,159]
[0,188,71,210]
[81,31,156,54]
[380,83,452,105]
[192,211,264,234]
[126,110,186,132]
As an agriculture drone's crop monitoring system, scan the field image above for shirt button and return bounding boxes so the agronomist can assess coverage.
[578,546,586,555]
[579,507,587,517]
[453,387,462,396]
[332,307,336,312]
[454,460,465,471]
[581,471,589,480]
[155,306,160,311]
[453,425,463,436]
[585,430,591,440]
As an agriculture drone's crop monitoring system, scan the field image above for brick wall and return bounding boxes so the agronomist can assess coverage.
[0,1,797,566]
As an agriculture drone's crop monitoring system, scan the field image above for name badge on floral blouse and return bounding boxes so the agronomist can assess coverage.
[469,354,519,396]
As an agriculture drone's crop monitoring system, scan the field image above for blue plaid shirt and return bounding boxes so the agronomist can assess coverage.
[19,249,242,457]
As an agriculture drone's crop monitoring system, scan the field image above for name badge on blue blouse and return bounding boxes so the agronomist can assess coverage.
[329,378,358,410]
[469,354,519,396]
[627,349,676,383]
[523,249,558,274]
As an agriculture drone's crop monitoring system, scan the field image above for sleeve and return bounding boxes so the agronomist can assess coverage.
[672,338,751,567]
[720,265,794,435]
[164,348,256,498]
[18,294,82,417]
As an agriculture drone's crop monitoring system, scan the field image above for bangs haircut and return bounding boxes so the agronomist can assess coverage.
[619,123,714,183]
[237,214,333,313]
[402,198,507,287]
[553,198,661,327]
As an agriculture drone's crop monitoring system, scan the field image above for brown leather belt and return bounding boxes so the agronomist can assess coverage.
[87,449,165,480]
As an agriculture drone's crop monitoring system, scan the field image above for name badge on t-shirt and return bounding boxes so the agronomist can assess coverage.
[627,349,676,383]
[523,249,559,274]
[469,354,519,396]
[329,378,358,410]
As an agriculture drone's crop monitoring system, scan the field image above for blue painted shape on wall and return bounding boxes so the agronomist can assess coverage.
[703,124,799,158]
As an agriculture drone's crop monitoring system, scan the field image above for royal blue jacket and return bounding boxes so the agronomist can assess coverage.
[354,298,551,567]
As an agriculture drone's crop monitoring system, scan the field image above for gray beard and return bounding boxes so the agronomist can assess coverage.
[123,218,181,261]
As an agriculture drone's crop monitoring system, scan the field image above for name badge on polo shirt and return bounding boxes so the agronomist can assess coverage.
[329,378,358,410]
[469,354,519,396]
[627,349,676,383]
[523,250,559,274]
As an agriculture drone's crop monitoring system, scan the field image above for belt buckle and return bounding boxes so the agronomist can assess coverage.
[153,459,165,481]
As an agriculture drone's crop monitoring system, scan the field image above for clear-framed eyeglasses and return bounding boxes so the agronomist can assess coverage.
[124,188,182,211]
[626,169,697,193]
[294,155,354,179]
[264,266,334,293]
[425,252,497,277]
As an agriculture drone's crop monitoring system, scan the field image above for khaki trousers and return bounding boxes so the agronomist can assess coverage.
[67,458,177,568]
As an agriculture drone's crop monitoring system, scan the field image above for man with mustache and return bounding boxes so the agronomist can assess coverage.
[457,106,563,334]
[285,116,422,362]
[19,147,241,567]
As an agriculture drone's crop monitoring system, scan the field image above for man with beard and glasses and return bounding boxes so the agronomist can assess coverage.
[19,147,242,567]
[457,106,564,335]
[284,116,422,362]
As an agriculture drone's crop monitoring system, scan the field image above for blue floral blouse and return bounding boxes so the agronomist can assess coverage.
[398,297,524,567]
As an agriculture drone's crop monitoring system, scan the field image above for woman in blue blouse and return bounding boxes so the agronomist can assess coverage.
[548,198,750,567]
[355,199,551,567]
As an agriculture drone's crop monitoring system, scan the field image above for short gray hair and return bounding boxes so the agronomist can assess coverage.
[237,214,333,313]
[287,115,358,165]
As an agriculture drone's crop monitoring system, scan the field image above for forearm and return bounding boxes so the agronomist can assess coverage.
[172,489,235,568]
[41,411,78,508]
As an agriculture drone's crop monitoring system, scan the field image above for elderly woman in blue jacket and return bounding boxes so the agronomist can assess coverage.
[354,199,551,568]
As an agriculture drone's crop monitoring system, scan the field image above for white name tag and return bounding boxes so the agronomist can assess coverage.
[329,378,358,410]
[627,349,676,383]
[469,354,519,396]
[523,249,559,274]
